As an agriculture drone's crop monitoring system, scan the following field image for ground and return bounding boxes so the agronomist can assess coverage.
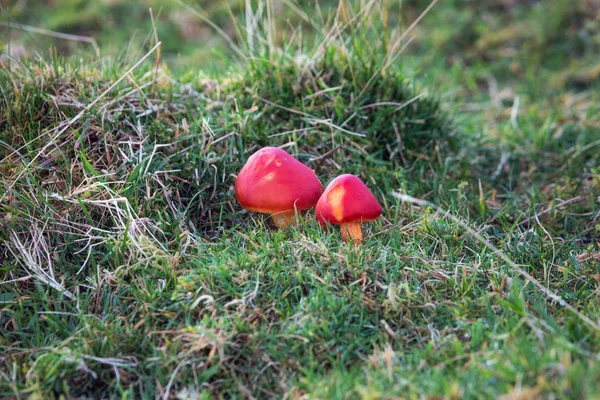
[1,1,600,399]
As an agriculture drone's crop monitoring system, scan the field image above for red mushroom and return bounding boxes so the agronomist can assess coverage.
[315,174,382,244]
[235,147,323,229]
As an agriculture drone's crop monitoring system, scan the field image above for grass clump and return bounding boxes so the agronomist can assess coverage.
[233,49,453,162]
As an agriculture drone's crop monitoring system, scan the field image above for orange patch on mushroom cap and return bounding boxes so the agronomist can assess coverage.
[326,185,346,221]
[316,174,382,226]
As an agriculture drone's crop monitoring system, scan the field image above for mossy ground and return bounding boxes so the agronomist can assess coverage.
[1,1,600,398]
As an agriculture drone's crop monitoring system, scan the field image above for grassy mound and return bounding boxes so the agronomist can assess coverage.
[1,40,456,238]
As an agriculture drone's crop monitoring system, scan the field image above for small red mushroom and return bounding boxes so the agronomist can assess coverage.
[315,174,382,244]
[235,147,323,229]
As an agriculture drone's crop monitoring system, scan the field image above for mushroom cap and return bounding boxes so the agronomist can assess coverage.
[235,147,323,214]
[315,174,382,226]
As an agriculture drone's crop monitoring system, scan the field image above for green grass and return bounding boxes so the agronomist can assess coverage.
[2,0,600,398]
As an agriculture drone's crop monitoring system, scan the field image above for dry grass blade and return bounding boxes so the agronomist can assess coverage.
[357,0,439,99]
[0,21,100,56]
[516,196,583,227]
[173,0,247,61]
[392,192,600,332]
[7,228,74,299]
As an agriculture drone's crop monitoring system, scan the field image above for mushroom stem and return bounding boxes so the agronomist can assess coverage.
[340,222,363,244]
[271,211,296,229]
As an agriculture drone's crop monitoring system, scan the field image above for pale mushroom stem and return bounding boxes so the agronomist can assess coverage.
[340,222,362,244]
[271,211,296,229]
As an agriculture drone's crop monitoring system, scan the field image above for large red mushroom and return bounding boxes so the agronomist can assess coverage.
[315,174,382,244]
[235,147,323,229]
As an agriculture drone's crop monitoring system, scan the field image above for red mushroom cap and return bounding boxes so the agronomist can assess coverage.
[235,147,323,214]
[315,174,382,226]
